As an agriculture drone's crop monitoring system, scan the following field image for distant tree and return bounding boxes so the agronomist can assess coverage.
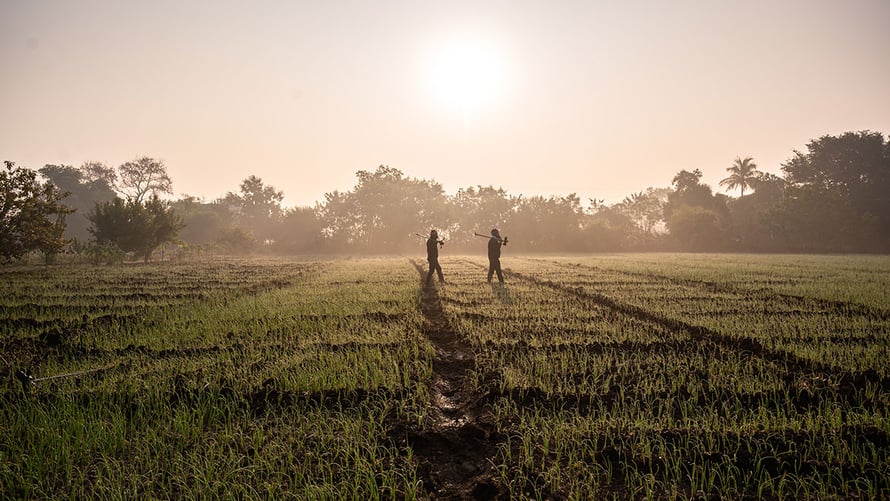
[582,201,638,251]
[317,189,361,248]
[511,194,584,251]
[450,185,518,248]
[1,161,72,261]
[117,156,173,203]
[748,172,785,201]
[221,175,284,242]
[89,195,183,261]
[89,198,138,254]
[667,205,728,251]
[38,164,82,193]
[319,166,449,252]
[80,161,118,188]
[665,169,705,222]
[85,241,126,265]
[768,185,869,252]
[780,130,890,249]
[274,206,324,253]
[171,196,231,246]
[357,166,449,251]
[216,227,257,254]
[39,163,116,242]
[672,169,705,193]
[663,169,729,221]
[664,169,730,250]
[142,196,185,257]
[613,187,670,238]
[720,156,760,197]
[728,172,786,251]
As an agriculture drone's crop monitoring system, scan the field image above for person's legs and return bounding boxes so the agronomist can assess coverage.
[487,259,495,282]
[495,258,504,283]
[427,259,435,282]
[435,261,444,282]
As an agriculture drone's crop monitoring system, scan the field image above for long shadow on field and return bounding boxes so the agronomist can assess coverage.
[500,265,888,392]
[531,257,890,321]
[489,282,513,305]
[398,259,505,500]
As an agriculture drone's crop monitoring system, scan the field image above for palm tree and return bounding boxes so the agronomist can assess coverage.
[720,156,760,197]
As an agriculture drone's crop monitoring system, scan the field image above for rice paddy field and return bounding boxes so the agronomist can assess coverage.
[1,254,888,499]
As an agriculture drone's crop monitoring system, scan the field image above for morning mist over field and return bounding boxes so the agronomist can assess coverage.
[3,3,890,499]
[3,1,890,258]
[2,0,888,206]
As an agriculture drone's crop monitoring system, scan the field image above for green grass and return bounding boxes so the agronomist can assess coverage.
[2,254,888,499]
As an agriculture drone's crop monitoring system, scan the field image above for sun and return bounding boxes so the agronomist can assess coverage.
[427,37,507,122]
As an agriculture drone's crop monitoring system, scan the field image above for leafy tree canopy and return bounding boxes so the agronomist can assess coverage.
[720,156,760,197]
[118,157,173,203]
[89,196,183,261]
[320,165,449,251]
[39,163,116,242]
[1,161,72,261]
[781,131,890,235]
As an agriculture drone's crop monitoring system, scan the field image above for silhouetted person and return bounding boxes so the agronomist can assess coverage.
[426,229,445,283]
[487,228,504,284]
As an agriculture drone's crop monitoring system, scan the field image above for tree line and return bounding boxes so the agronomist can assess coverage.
[2,130,888,263]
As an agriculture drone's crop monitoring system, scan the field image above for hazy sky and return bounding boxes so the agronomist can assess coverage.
[2,0,889,207]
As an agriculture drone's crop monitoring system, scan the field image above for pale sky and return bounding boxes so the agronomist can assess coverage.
[2,0,889,208]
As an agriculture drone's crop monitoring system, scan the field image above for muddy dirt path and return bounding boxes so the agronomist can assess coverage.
[401,260,504,500]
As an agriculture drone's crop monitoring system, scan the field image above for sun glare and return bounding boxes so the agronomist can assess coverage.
[428,38,507,123]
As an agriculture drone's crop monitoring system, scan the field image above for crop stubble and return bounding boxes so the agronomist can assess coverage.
[1,254,888,499]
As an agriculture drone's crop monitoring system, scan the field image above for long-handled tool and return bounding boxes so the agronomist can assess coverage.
[474,232,508,246]
[414,233,444,246]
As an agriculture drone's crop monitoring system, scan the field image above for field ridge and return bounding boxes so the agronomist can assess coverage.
[400,259,504,499]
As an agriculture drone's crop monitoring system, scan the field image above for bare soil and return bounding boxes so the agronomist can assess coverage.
[394,260,505,500]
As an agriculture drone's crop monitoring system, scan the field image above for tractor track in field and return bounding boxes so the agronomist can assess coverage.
[398,259,504,500]
[457,259,886,393]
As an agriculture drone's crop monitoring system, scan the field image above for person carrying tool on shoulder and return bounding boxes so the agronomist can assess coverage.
[487,228,505,284]
[426,229,445,283]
